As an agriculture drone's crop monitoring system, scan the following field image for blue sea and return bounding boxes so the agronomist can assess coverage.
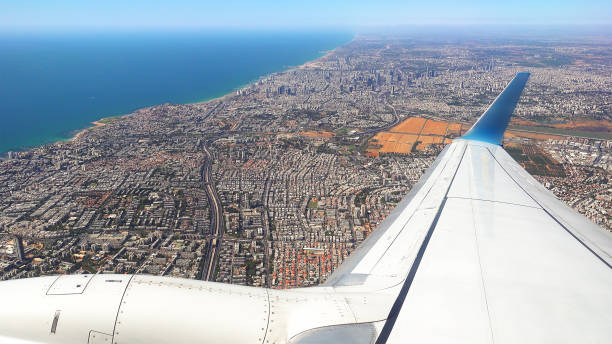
[0,30,352,155]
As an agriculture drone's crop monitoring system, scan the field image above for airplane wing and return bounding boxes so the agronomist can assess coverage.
[1,72,610,344]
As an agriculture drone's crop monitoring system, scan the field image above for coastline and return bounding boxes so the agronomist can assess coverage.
[2,35,354,156]
[191,43,349,105]
[0,116,121,161]
[70,119,107,142]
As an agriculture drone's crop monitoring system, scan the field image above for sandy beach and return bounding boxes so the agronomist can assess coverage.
[70,120,107,141]
[65,41,353,145]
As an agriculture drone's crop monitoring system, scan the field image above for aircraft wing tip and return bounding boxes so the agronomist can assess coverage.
[461,72,530,145]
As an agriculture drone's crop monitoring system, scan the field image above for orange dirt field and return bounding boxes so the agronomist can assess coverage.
[415,136,444,151]
[369,117,458,156]
[420,120,449,136]
[445,123,464,137]
[370,133,418,154]
[367,116,586,157]
[418,135,444,144]
[389,117,427,134]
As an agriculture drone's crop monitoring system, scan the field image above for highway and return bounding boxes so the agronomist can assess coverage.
[195,102,396,282]
[200,141,224,281]
[352,103,399,137]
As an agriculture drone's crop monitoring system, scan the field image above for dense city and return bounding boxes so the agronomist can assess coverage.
[1,34,610,289]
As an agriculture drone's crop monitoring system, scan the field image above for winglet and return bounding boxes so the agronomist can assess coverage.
[461,72,530,145]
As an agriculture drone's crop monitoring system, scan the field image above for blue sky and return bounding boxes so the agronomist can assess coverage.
[1,0,610,30]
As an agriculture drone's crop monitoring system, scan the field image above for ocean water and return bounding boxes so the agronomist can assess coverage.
[0,30,352,155]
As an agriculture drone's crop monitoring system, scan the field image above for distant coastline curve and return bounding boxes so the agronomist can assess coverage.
[0,31,354,156]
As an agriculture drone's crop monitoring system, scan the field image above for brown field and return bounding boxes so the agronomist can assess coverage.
[417,136,444,144]
[446,123,464,137]
[504,130,565,141]
[420,120,449,136]
[510,118,612,134]
[555,120,612,132]
[370,133,418,155]
[390,117,427,134]
[373,132,398,142]
[372,132,418,144]
[397,133,419,144]
[369,116,449,156]
[300,130,334,138]
[504,143,566,177]
[414,143,429,151]
[414,135,444,151]
[379,142,415,154]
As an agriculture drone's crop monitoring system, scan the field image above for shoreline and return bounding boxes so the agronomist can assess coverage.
[70,119,107,142]
[1,36,354,157]
[190,45,346,106]
[69,41,351,143]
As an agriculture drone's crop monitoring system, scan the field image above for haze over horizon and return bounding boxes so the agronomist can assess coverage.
[2,0,611,32]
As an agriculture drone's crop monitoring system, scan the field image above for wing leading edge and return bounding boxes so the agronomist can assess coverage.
[462,72,530,145]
